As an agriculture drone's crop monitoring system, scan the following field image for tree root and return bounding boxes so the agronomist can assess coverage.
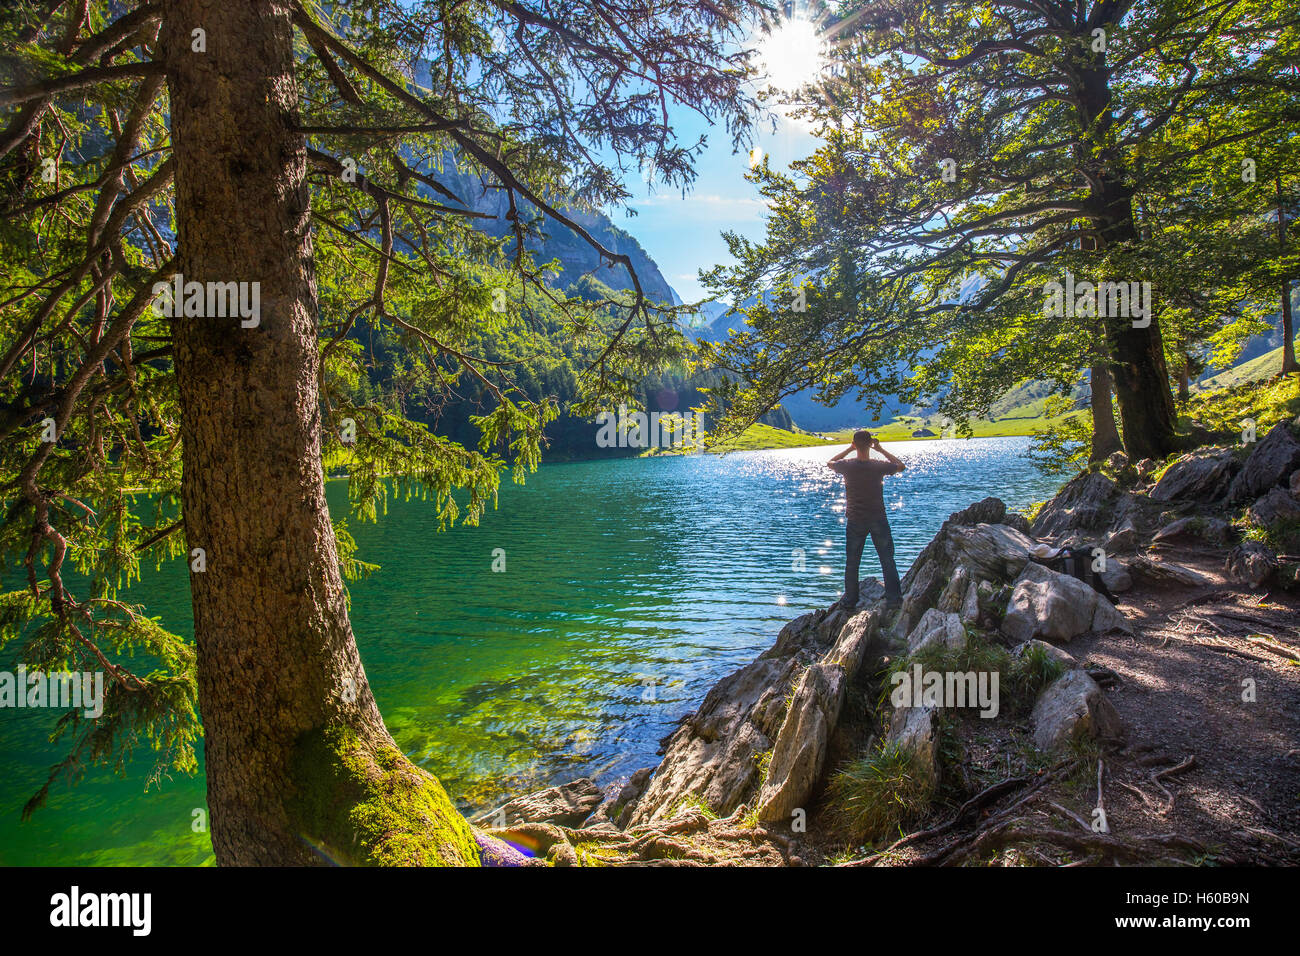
[842,760,1079,866]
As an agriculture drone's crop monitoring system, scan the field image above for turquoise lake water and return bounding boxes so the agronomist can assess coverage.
[0,437,1060,865]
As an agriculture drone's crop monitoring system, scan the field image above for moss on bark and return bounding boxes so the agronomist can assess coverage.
[289,726,480,866]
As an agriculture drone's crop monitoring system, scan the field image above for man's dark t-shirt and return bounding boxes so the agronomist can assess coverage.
[829,458,904,523]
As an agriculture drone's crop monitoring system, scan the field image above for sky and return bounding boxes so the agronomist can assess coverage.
[598,14,826,305]
[611,109,819,305]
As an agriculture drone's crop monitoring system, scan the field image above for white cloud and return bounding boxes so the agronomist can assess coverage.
[632,193,767,221]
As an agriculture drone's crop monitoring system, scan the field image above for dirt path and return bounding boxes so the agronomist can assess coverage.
[1066,543,1300,864]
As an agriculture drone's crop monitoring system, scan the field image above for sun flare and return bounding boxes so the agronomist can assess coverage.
[755,16,827,94]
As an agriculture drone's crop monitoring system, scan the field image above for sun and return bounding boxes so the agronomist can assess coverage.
[755,16,827,94]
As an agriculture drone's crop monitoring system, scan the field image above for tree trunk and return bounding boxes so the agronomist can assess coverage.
[1088,363,1124,462]
[1075,37,1180,460]
[1283,281,1297,376]
[162,0,478,866]
[1278,177,1298,375]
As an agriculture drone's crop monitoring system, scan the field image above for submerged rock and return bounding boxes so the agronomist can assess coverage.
[473,777,603,829]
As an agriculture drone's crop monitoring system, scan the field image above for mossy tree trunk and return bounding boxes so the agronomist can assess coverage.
[161,0,478,866]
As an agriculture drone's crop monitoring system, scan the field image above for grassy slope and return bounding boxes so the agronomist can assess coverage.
[1196,345,1283,391]
[824,400,1087,444]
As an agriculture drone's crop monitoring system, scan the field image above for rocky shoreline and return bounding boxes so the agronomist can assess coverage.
[474,414,1300,866]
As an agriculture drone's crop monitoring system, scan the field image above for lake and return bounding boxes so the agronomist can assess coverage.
[0,437,1060,865]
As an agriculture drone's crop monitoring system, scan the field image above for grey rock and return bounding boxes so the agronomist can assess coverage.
[1229,422,1300,503]
[1013,639,1079,671]
[755,610,884,822]
[1104,522,1139,553]
[936,564,970,613]
[949,496,1007,526]
[1002,512,1034,535]
[631,605,886,827]
[756,662,844,822]
[885,703,941,788]
[1128,555,1213,587]
[1030,669,1124,751]
[944,523,1037,580]
[1001,561,1131,645]
[1098,559,1133,594]
[960,577,982,623]
[905,607,967,655]
[1225,541,1278,590]
[1152,515,1231,546]
[1248,486,1300,526]
[1031,472,1118,537]
[1135,458,1159,480]
[1149,449,1240,503]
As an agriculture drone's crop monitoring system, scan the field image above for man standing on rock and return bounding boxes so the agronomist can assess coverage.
[827,430,906,610]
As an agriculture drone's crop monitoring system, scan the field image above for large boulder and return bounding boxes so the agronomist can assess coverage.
[1247,486,1300,527]
[631,606,885,826]
[1098,559,1133,594]
[1228,422,1300,503]
[756,611,883,822]
[1030,669,1124,751]
[1031,472,1119,537]
[1151,515,1232,547]
[1001,561,1131,645]
[894,522,1035,638]
[755,663,843,822]
[1149,449,1239,503]
[944,523,1037,580]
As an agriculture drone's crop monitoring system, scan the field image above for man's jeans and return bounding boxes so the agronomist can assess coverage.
[845,515,902,607]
